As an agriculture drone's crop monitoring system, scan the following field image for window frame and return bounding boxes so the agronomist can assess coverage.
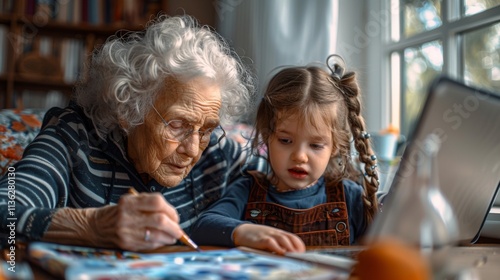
[380,0,500,136]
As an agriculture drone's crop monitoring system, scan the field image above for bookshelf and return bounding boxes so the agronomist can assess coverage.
[0,0,170,109]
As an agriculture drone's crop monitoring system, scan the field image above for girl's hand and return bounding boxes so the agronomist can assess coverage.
[233,223,306,254]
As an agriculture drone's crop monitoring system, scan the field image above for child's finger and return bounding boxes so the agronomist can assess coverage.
[288,235,306,252]
[265,238,287,255]
[269,234,301,254]
[281,234,305,253]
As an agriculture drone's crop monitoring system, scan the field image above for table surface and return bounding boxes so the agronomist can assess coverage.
[4,242,500,280]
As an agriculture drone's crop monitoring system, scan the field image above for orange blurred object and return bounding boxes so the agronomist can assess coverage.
[351,238,431,280]
[380,124,400,136]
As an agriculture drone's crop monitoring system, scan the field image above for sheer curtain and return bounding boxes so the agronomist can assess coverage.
[216,0,339,100]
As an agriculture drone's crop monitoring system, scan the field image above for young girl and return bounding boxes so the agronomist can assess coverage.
[191,55,379,254]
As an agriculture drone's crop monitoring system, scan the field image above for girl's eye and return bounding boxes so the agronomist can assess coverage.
[278,138,292,144]
[311,143,326,150]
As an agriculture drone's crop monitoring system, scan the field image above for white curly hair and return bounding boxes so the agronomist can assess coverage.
[75,14,255,137]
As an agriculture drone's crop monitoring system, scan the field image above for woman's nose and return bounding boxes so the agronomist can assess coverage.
[178,134,200,157]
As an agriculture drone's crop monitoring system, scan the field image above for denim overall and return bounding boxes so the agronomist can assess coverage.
[244,172,350,246]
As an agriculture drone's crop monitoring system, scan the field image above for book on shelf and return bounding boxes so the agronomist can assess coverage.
[0,0,14,14]
[0,25,6,75]
[60,38,85,83]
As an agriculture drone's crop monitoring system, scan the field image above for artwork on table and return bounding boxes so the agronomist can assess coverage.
[28,242,348,280]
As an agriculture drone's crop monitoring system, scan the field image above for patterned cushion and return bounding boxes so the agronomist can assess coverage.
[0,109,46,176]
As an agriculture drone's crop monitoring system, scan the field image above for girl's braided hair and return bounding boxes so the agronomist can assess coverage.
[327,55,379,223]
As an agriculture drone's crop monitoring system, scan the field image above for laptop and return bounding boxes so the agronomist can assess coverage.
[373,76,500,245]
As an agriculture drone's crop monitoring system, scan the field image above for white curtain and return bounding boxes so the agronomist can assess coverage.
[216,0,339,97]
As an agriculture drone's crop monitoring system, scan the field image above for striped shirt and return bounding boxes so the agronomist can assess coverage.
[0,103,265,243]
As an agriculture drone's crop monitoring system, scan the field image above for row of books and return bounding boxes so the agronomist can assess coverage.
[17,89,69,109]
[0,25,86,84]
[0,0,162,25]
[19,35,86,83]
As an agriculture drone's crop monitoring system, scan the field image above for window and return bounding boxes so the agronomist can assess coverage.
[386,0,500,136]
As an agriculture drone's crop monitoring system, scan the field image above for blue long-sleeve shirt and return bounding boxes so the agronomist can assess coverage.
[191,175,366,247]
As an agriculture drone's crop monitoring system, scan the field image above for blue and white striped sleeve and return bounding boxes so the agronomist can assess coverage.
[0,110,76,241]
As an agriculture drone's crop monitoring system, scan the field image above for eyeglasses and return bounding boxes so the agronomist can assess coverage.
[152,105,226,145]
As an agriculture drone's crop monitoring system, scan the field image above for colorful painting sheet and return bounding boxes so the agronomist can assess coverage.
[28,242,348,280]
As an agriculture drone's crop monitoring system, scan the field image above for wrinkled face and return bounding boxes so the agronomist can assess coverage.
[268,114,334,192]
[128,77,222,187]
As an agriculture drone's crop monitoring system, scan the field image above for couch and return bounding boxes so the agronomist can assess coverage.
[0,109,47,176]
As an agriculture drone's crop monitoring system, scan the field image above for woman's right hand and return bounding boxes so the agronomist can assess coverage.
[110,191,184,250]
[233,223,306,254]
[44,192,184,251]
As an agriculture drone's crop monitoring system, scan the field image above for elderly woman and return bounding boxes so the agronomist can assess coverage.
[0,15,261,251]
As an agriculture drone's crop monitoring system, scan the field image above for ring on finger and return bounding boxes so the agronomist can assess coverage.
[144,229,151,242]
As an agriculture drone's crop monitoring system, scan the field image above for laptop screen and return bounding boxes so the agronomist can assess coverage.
[373,76,500,244]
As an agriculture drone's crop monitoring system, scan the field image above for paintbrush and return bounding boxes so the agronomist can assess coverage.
[128,188,202,252]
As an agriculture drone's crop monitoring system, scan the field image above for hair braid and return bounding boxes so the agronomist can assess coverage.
[339,72,380,223]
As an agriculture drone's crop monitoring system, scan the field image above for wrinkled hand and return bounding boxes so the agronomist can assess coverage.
[44,192,183,251]
[108,192,184,250]
[233,223,306,254]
